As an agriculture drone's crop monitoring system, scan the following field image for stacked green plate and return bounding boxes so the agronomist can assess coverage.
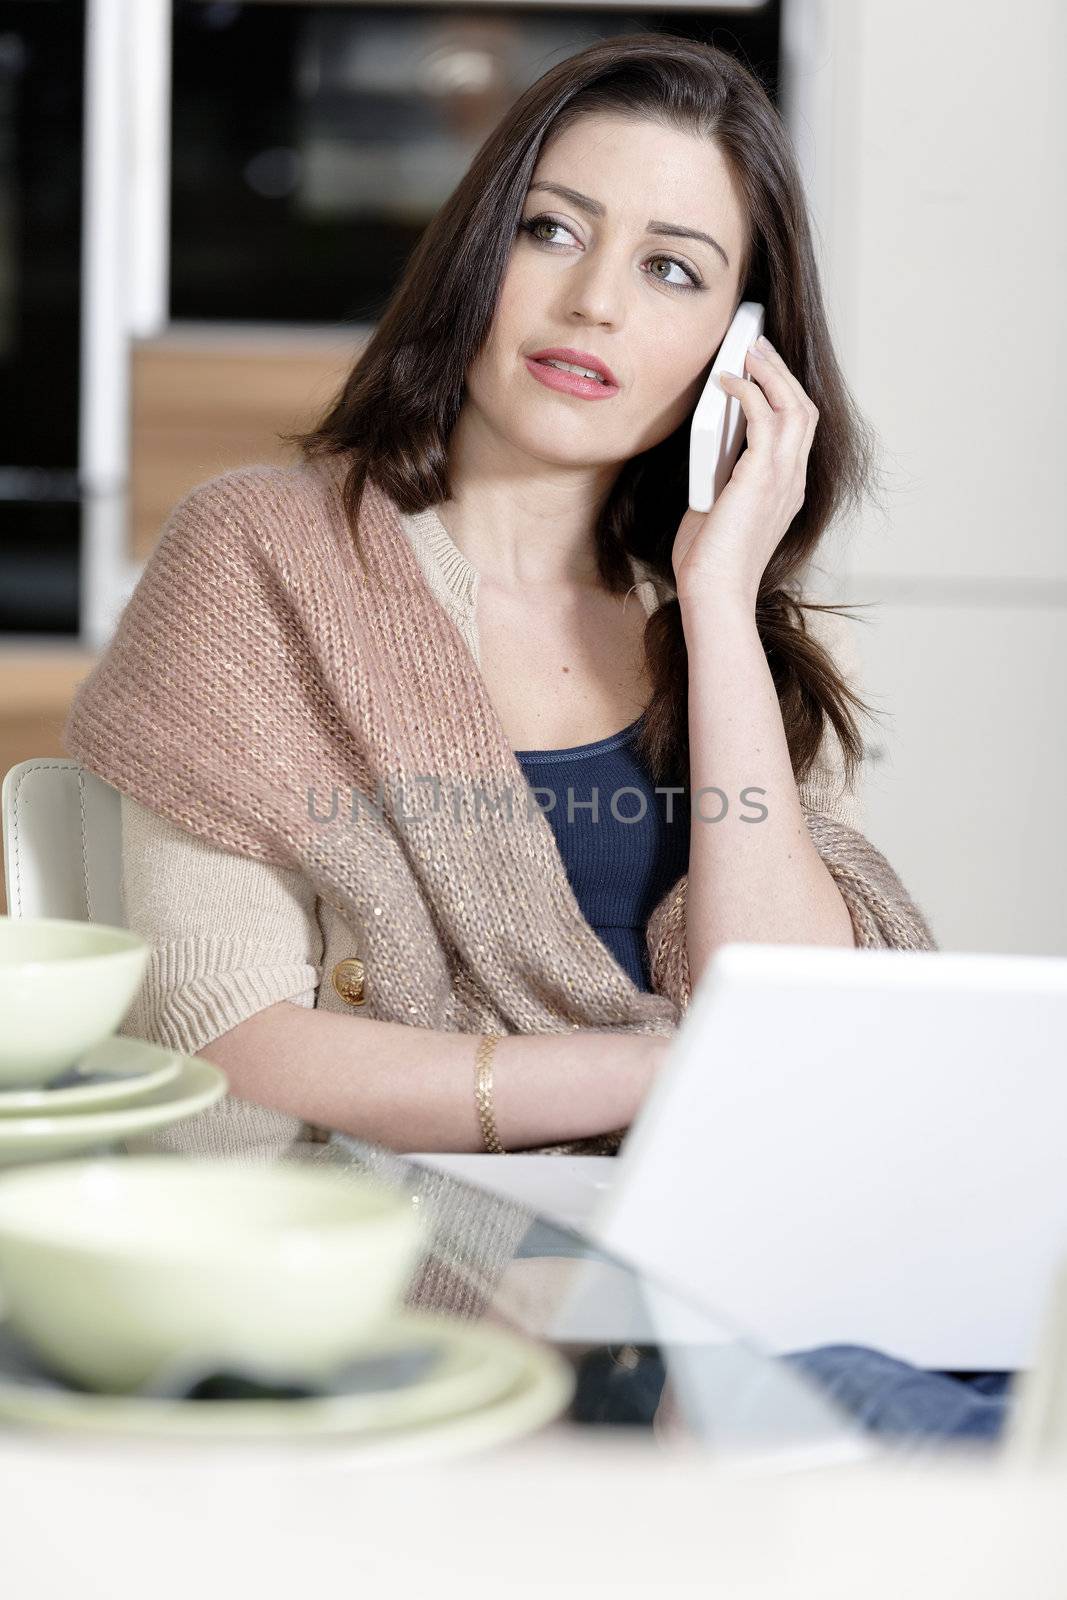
[0,1037,226,1165]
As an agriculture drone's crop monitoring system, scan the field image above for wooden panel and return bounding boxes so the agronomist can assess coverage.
[129,327,370,559]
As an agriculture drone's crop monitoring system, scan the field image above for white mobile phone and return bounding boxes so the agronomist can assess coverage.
[688,301,766,513]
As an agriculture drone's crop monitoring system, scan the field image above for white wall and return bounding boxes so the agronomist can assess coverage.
[784,0,1066,953]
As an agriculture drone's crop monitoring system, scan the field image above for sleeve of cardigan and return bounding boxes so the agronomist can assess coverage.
[117,791,324,1059]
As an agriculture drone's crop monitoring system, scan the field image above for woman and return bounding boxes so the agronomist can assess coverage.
[65,35,1011,1443]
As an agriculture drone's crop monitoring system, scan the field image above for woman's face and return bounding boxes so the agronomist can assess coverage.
[464,111,749,473]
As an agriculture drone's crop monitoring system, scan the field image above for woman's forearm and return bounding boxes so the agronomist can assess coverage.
[679,586,856,989]
[197,1001,665,1154]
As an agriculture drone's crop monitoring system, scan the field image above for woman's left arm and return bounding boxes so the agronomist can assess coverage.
[680,589,857,988]
[671,334,854,988]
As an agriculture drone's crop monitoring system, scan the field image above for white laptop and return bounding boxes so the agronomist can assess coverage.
[412,942,1067,1372]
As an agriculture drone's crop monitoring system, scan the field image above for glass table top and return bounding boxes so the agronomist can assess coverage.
[0,1132,1016,1465]
[310,1134,884,1472]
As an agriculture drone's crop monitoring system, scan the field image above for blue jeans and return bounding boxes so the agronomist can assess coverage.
[515,1220,1016,1443]
[569,1341,1015,1443]
[781,1344,1014,1444]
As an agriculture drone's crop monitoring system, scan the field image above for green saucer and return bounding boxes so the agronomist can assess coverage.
[0,1308,575,1453]
[0,1056,226,1166]
[0,1037,183,1116]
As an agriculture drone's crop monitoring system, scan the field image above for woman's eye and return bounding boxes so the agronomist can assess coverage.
[647,255,701,290]
[519,213,577,247]
[518,214,702,292]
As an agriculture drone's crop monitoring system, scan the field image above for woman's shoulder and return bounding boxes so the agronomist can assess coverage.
[795,599,867,829]
[627,553,677,612]
[799,599,863,680]
[165,456,341,530]
[137,457,356,590]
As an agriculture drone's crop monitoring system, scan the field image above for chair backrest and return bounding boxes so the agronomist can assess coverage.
[2,759,123,925]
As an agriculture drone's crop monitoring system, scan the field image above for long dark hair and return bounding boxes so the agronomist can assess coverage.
[283,33,883,794]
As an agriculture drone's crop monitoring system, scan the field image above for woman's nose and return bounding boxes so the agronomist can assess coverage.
[561,252,627,329]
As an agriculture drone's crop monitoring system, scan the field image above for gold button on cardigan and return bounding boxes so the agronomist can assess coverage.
[331,957,366,1006]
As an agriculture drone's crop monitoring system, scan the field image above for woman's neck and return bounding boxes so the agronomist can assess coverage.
[439,410,617,591]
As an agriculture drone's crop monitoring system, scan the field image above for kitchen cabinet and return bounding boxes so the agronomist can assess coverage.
[791,0,1066,954]
[129,326,368,561]
[852,599,1065,955]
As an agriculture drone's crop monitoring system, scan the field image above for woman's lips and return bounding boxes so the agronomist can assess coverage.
[523,356,620,400]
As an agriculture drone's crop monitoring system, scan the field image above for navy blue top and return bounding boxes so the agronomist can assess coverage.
[514,713,690,991]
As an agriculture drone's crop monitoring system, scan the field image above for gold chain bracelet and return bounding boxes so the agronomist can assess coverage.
[474,1034,506,1154]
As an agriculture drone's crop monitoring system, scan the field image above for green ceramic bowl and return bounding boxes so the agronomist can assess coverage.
[0,916,150,1089]
[0,1158,430,1394]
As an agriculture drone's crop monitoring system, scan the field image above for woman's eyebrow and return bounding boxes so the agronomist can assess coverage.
[526,180,731,269]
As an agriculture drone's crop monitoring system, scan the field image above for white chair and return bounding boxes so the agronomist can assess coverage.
[2,758,124,926]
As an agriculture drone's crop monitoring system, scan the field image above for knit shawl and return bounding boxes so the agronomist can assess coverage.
[65,454,937,1043]
[62,454,938,1320]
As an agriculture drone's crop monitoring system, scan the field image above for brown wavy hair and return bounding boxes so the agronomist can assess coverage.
[283,32,884,796]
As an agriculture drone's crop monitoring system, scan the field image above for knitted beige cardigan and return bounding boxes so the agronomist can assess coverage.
[63,454,938,1319]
